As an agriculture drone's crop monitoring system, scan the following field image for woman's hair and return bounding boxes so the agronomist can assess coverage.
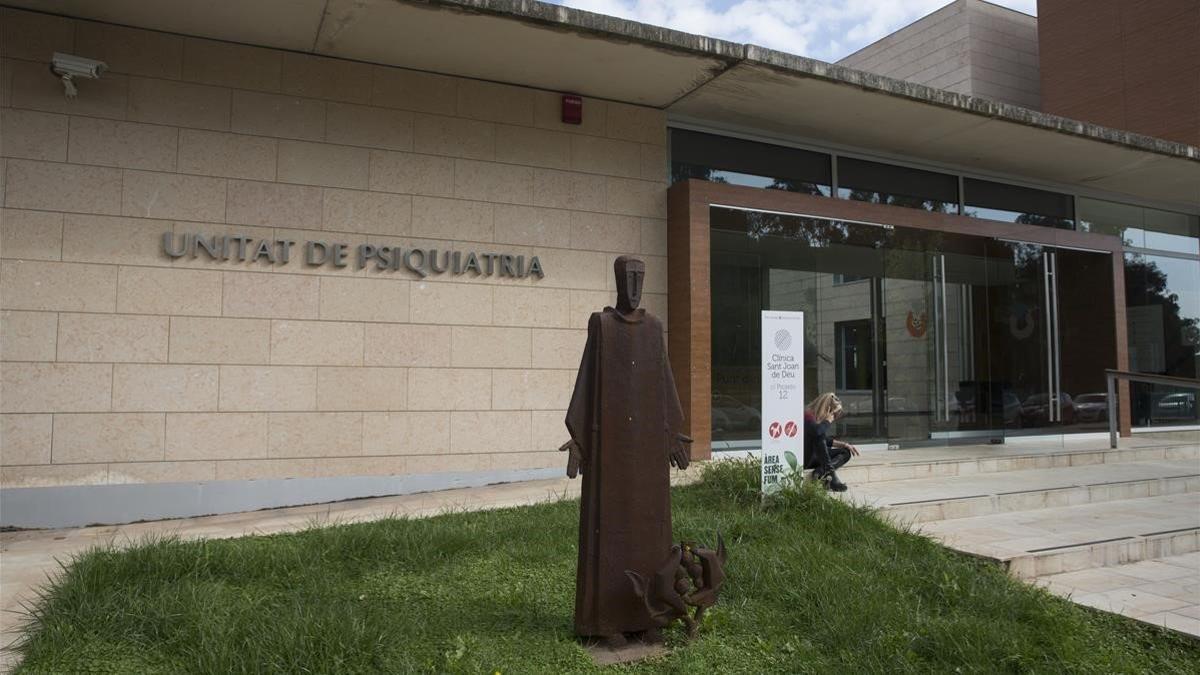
[806,392,844,422]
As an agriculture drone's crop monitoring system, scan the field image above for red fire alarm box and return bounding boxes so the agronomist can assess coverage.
[562,94,582,124]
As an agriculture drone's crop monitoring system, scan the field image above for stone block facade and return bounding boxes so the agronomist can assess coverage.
[0,7,668,489]
[838,0,1040,110]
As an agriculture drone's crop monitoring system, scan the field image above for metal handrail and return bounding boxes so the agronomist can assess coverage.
[1106,369,1200,448]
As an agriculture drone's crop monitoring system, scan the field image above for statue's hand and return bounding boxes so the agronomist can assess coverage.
[559,439,584,478]
[669,433,694,470]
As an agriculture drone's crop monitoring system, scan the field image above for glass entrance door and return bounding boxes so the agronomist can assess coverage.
[923,245,999,443]
[876,230,947,446]
[986,241,1116,439]
[874,228,1000,447]
[986,241,1058,436]
[708,205,1118,451]
[1055,248,1116,433]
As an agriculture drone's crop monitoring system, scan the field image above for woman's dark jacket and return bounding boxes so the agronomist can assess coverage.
[802,411,833,470]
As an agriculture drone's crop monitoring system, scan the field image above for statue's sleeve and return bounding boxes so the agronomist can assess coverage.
[565,312,601,463]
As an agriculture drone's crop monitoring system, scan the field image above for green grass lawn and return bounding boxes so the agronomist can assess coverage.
[11,460,1200,673]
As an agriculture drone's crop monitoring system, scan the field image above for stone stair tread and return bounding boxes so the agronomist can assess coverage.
[846,438,1197,470]
[834,440,1198,486]
[917,492,1200,561]
[843,460,1200,508]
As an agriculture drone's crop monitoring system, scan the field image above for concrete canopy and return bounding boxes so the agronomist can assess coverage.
[6,0,740,107]
[671,52,1200,209]
[7,0,1198,209]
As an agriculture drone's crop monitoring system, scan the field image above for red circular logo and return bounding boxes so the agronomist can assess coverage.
[784,420,798,437]
[768,422,782,439]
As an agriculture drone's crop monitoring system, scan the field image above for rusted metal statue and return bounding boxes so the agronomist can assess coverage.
[561,255,693,647]
[626,535,728,637]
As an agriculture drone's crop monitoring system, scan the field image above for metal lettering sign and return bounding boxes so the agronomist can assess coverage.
[761,310,804,495]
[162,232,545,279]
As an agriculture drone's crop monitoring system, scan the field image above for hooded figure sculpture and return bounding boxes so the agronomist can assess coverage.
[562,255,692,646]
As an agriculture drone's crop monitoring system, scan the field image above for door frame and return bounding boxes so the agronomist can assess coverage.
[666,179,1132,458]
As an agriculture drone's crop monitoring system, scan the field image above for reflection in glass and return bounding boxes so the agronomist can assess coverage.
[1077,197,1146,247]
[709,205,1127,448]
[987,241,1118,434]
[671,164,832,195]
[1125,252,1200,427]
[710,208,889,445]
[709,207,998,448]
[837,157,959,213]
[964,178,1073,228]
[670,129,832,196]
[1053,248,1117,433]
[835,320,873,390]
[1078,197,1200,254]
[1144,208,1200,255]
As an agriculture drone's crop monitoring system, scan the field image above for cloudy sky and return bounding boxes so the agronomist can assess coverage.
[548,0,1037,62]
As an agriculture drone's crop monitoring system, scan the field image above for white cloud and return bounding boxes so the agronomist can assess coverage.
[551,0,1038,62]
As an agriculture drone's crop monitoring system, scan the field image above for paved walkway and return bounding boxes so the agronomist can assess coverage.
[1034,553,1200,636]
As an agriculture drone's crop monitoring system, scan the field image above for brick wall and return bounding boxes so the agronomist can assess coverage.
[0,7,669,489]
[1039,0,1200,146]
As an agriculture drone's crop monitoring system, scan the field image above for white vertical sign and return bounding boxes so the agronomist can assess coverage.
[761,311,805,495]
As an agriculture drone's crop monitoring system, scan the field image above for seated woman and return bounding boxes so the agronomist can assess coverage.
[803,393,859,492]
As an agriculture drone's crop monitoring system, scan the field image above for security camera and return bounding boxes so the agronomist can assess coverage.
[50,52,107,98]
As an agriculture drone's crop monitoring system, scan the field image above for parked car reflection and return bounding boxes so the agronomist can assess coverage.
[1020,392,1076,426]
[1154,392,1197,420]
[947,389,1022,427]
[1074,393,1108,423]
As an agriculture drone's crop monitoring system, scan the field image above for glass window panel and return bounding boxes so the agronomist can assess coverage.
[1124,251,1200,427]
[710,207,890,445]
[1144,207,1200,255]
[964,178,1074,228]
[1078,198,1200,254]
[1131,383,1198,427]
[837,157,959,213]
[670,129,832,195]
[1077,197,1146,247]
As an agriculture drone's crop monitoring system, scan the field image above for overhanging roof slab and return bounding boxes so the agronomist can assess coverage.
[671,58,1200,209]
[315,0,735,107]
[2,0,327,51]
[4,0,1197,209]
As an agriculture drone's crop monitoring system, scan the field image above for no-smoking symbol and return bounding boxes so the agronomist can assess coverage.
[768,421,782,438]
[784,420,798,437]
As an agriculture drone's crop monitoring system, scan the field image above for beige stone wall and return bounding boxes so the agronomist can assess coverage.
[0,8,668,489]
[838,0,1040,110]
[838,0,973,95]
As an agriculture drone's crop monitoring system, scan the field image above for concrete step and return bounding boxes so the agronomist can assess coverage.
[837,442,1198,486]
[916,492,1200,579]
[842,460,1200,523]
